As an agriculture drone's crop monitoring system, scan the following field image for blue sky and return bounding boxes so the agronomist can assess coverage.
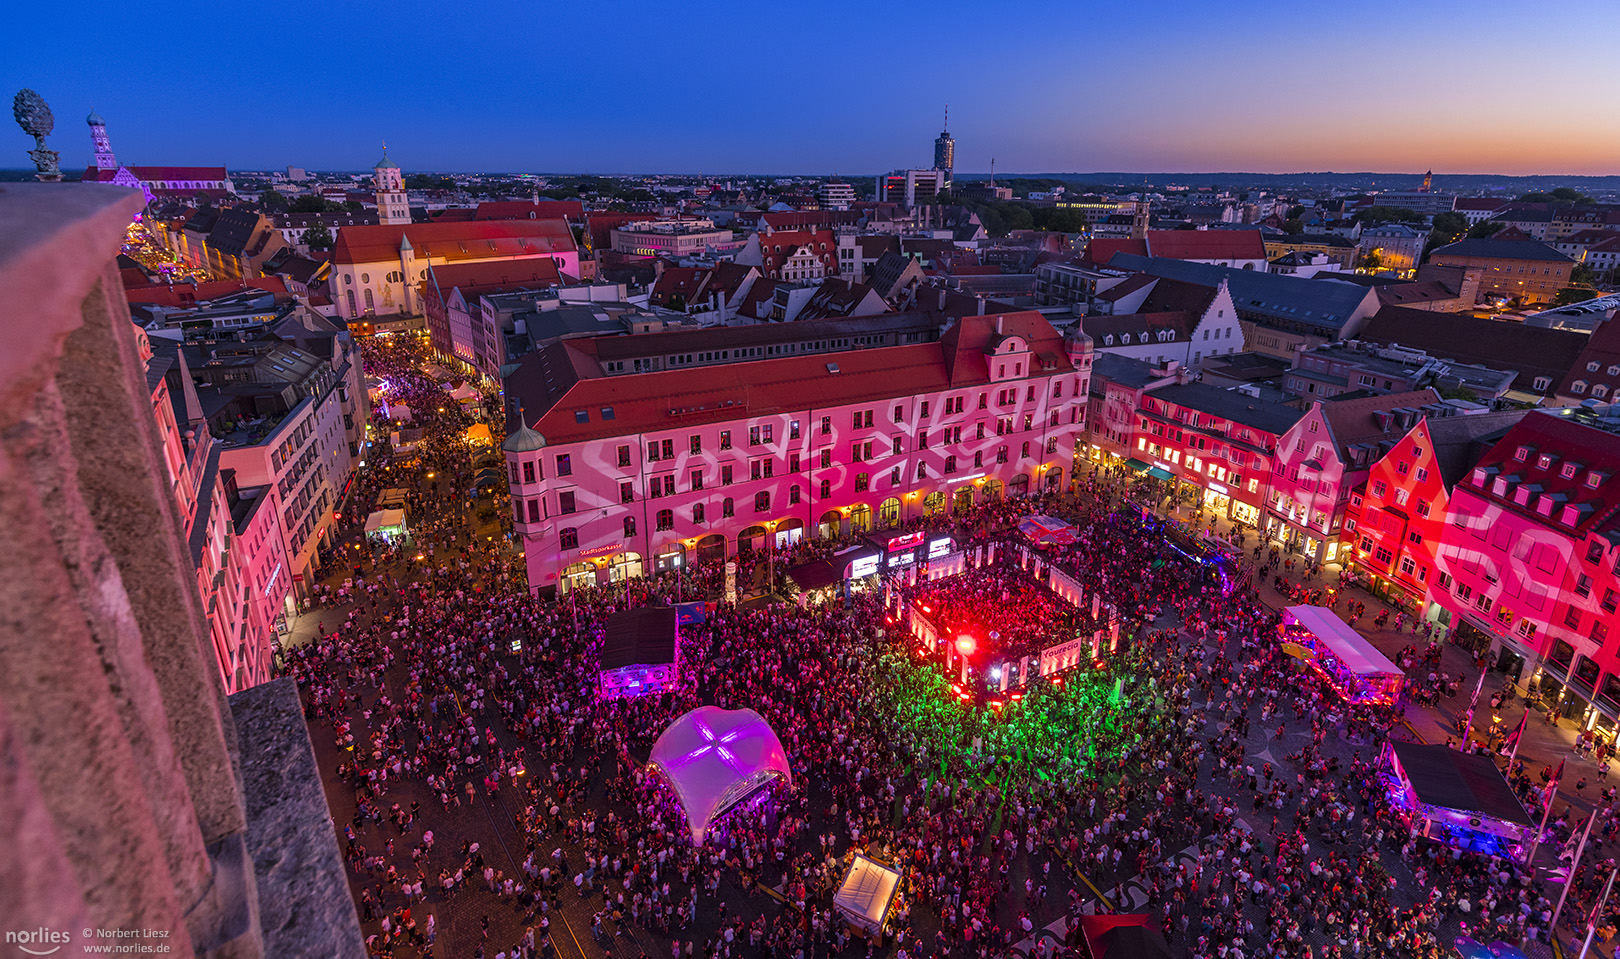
[5,0,1618,175]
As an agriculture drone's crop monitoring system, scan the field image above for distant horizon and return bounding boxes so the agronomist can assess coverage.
[9,0,1620,175]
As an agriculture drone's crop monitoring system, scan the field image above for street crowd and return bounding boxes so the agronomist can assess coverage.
[285,337,1597,959]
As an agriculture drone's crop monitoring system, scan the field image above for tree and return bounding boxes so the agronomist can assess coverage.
[1429,211,1468,243]
[1287,204,1306,219]
[1553,285,1596,306]
[302,222,334,252]
[259,188,288,211]
[1467,220,1504,239]
[1281,218,1304,235]
[1038,209,1090,234]
[289,195,335,213]
[1352,205,1425,226]
[1358,251,1383,271]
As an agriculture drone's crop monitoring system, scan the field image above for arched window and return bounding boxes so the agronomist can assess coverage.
[656,509,674,530]
[754,491,770,513]
[363,289,375,312]
[624,516,637,536]
[693,503,705,524]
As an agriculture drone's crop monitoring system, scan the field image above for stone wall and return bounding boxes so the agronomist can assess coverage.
[0,183,362,959]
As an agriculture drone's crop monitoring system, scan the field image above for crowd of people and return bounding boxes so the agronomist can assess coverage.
[282,336,1602,959]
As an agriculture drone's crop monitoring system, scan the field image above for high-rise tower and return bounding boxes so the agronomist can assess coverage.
[374,145,410,225]
[933,105,954,178]
[87,109,118,171]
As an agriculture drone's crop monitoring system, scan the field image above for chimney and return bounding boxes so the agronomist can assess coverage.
[994,314,1003,333]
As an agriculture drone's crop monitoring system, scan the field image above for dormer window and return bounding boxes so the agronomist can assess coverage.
[1590,472,1608,489]
[1573,381,1588,394]
[1562,462,1580,479]
[1595,385,1610,398]
[1609,365,1620,376]
[1589,361,1602,372]
[1104,335,1115,346]
[1514,446,1531,461]
[1537,455,1554,471]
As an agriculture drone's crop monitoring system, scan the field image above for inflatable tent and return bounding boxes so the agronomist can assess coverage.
[649,706,791,843]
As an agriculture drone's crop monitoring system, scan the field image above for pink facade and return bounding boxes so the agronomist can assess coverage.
[1433,411,1620,738]
[505,313,1092,592]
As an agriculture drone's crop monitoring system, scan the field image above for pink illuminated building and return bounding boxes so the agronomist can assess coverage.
[135,326,279,691]
[1265,391,1443,564]
[1433,408,1620,741]
[503,312,1093,592]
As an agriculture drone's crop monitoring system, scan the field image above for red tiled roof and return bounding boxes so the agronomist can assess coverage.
[331,220,575,265]
[1085,238,1148,264]
[513,311,1070,445]
[421,257,562,309]
[1469,412,1620,539]
[124,277,284,307]
[475,200,586,221]
[1147,229,1266,261]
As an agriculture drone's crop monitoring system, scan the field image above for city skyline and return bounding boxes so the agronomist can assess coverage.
[7,0,1620,176]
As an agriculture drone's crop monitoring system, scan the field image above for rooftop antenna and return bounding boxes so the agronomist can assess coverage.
[990,157,995,189]
[943,104,948,132]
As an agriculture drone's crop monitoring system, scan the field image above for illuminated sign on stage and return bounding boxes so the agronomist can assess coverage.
[886,530,926,552]
[887,550,917,569]
[848,555,881,578]
[928,536,953,559]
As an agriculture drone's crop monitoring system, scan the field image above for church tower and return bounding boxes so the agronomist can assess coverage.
[374,146,410,225]
[1420,169,1433,193]
[87,109,118,171]
[1131,196,1151,240]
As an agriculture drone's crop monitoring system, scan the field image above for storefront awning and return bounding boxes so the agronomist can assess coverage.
[1147,467,1174,481]
[1124,458,1150,473]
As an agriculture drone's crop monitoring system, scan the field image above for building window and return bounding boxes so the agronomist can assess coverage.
[754,491,770,513]
[617,446,631,468]
[624,516,637,537]
[855,472,869,492]
[558,491,576,514]
[556,454,572,476]
[620,481,634,504]
[522,461,536,484]
[820,416,832,435]
[820,450,832,469]
[655,509,673,531]
[559,527,578,549]
[943,455,957,474]
[693,503,706,524]
[789,484,801,504]
[722,497,734,518]
[721,465,733,485]
[719,430,732,450]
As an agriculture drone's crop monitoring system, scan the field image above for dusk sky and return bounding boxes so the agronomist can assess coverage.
[6,0,1619,176]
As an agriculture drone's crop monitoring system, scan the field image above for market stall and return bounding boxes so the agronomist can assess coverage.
[1279,605,1405,706]
[363,508,408,541]
[464,422,494,447]
[1380,740,1533,859]
[832,854,902,936]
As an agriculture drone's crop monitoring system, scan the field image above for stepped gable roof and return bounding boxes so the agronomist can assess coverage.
[333,219,575,265]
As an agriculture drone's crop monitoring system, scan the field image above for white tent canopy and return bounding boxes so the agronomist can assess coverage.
[450,383,481,402]
[649,706,791,844]
[1282,605,1403,677]
[364,509,407,537]
[833,855,901,934]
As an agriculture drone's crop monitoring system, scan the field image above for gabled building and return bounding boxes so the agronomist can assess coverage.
[1088,229,1269,271]
[1342,410,1528,616]
[1557,318,1620,404]
[421,258,564,380]
[1430,236,1574,305]
[1434,408,1620,739]
[329,219,578,320]
[1266,391,1445,563]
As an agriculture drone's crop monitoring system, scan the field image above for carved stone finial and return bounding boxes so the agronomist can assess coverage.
[12,88,63,181]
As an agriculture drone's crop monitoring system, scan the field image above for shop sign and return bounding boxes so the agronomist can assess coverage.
[928,536,953,559]
[578,542,623,559]
[1207,483,1229,494]
[1281,642,1314,661]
